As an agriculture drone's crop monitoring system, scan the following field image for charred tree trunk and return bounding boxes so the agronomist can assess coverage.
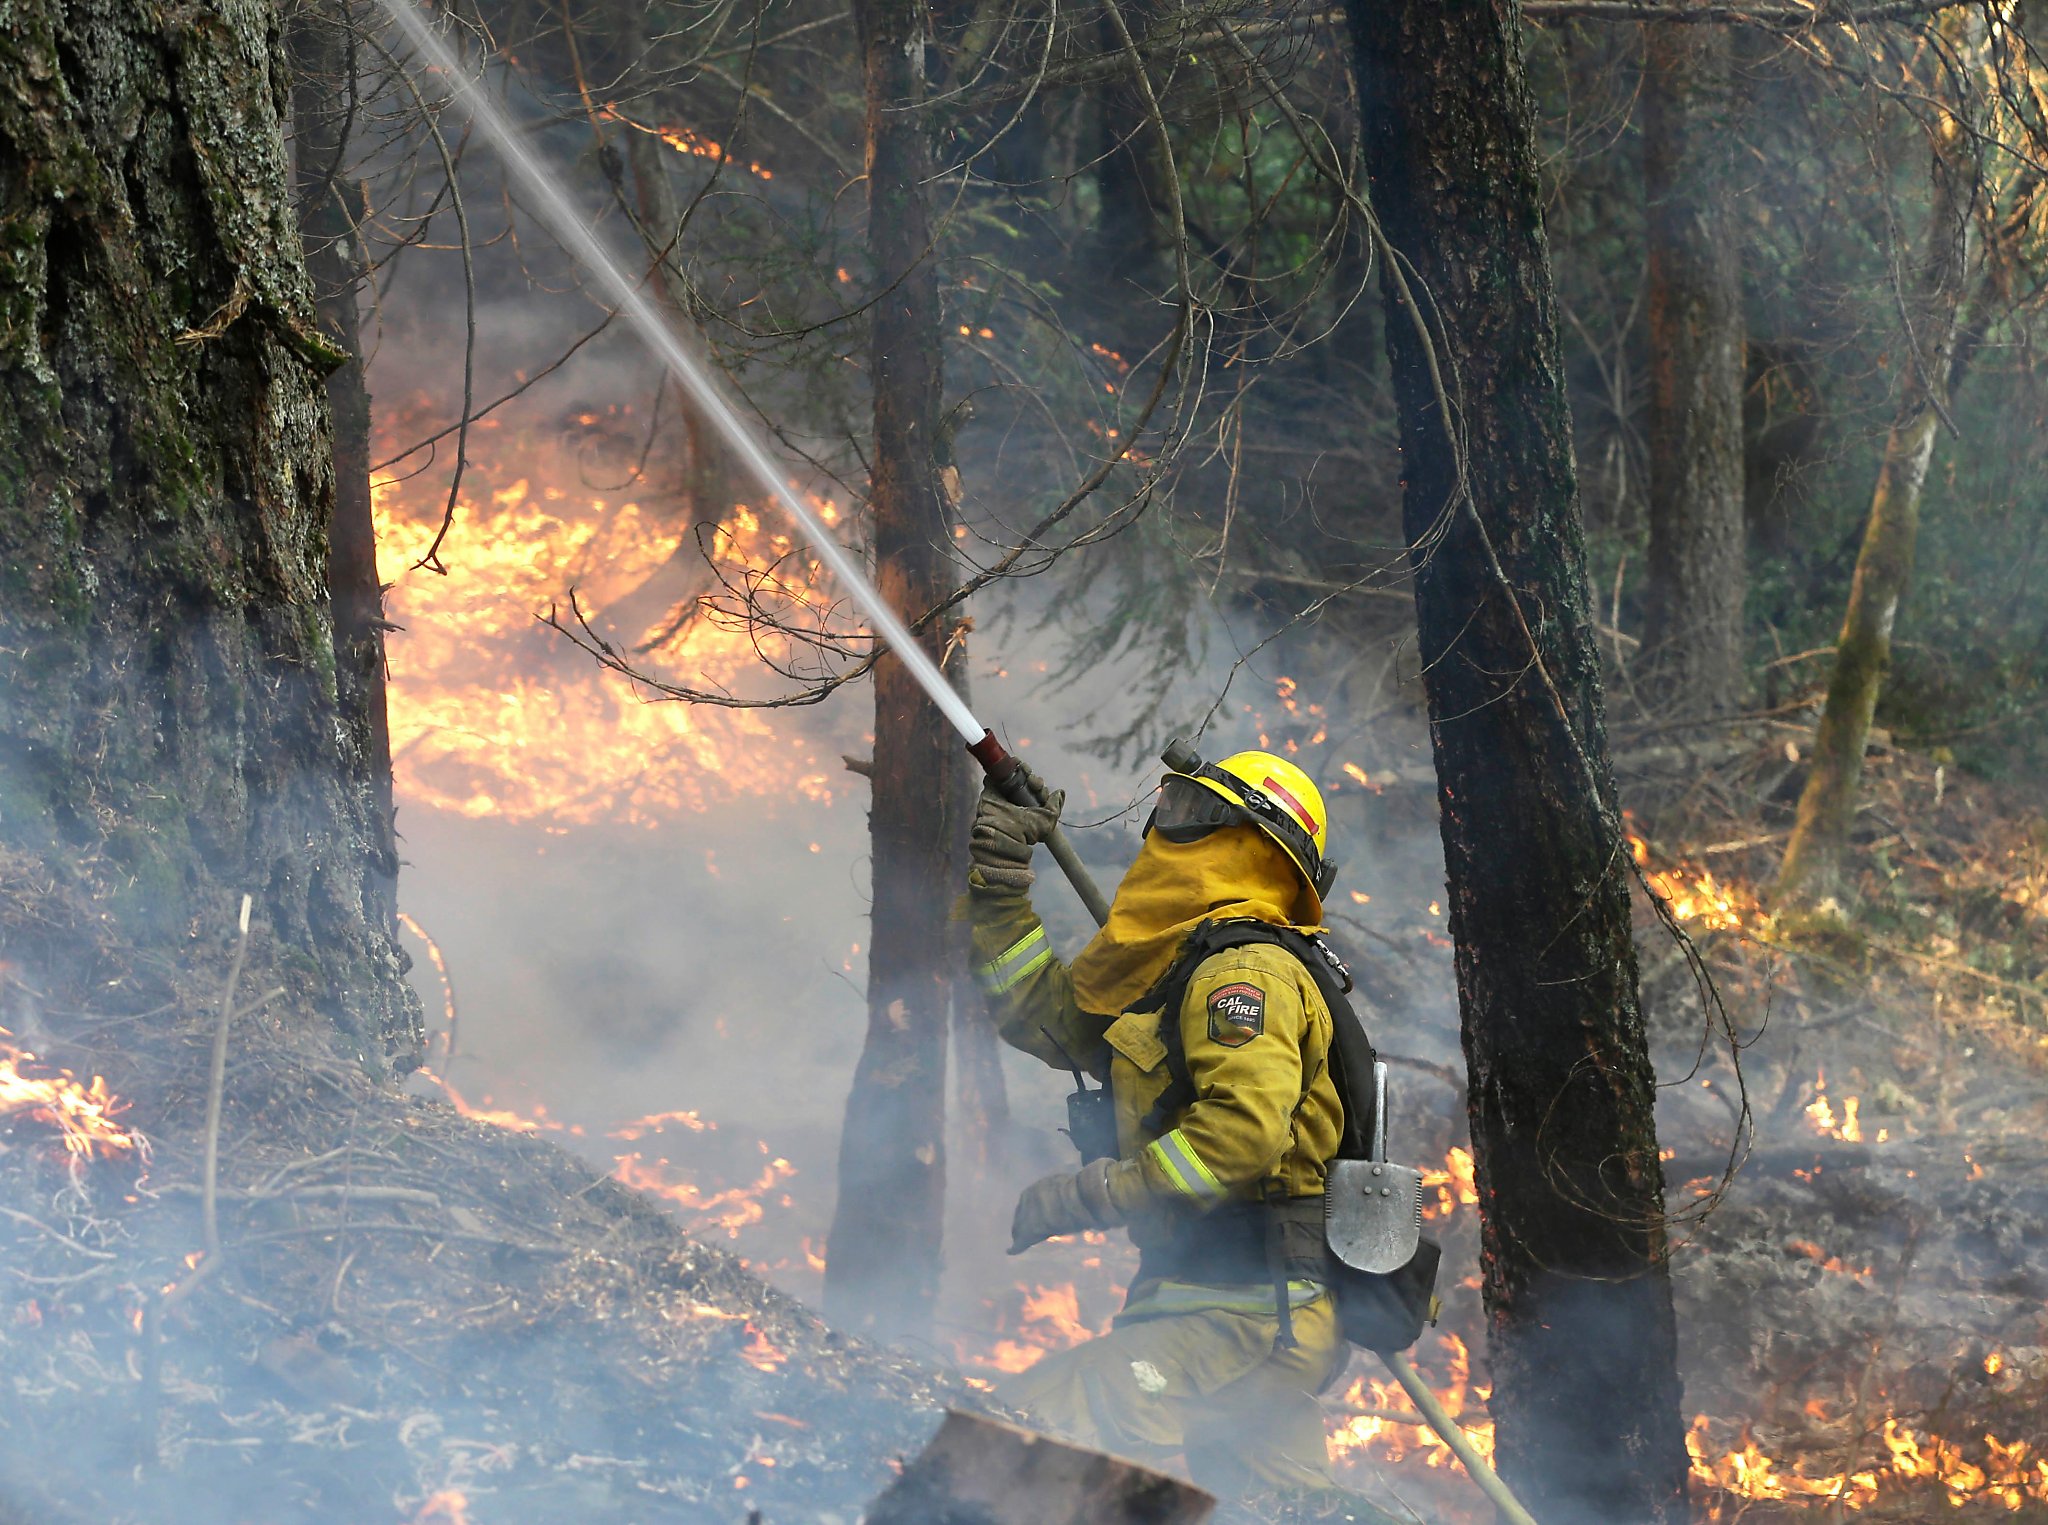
[1775,115,1978,909]
[824,0,967,1344]
[1345,3,1688,1520]
[291,0,398,937]
[0,0,420,1065]
[1641,12,1747,717]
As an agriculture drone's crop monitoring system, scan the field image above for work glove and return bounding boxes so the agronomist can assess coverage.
[1009,1156,1118,1254]
[969,768,1063,892]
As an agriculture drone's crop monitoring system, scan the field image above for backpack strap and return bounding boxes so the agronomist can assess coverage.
[1125,919,1378,1155]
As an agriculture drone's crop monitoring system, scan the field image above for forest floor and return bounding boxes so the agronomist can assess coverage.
[0,854,979,1525]
[0,719,2044,1525]
[1564,717,2048,1521]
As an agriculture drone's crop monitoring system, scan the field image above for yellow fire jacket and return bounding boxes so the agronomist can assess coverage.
[967,867,1344,1272]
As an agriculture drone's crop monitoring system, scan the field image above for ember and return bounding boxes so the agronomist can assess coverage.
[410,1491,471,1525]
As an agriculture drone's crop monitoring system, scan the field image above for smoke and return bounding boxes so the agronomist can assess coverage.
[348,43,2048,1519]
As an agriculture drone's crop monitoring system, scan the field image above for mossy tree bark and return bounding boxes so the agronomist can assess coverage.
[0,0,421,1067]
[291,0,398,937]
[1775,114,1978,909]
[1642,11,1747,717]
[824,0,968,1344]
[1346,2,1689,1519]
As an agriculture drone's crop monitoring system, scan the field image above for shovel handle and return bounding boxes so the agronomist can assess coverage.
[968,732,1113,928]
[1381,1350,1540,1525]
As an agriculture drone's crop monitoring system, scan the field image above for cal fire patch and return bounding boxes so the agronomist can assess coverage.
[1206,982,1266,1047]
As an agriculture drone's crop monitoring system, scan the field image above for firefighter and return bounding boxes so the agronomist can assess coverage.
[965,746,1353,1502]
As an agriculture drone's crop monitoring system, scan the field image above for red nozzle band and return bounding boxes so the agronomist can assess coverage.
[967,730,1016,778]
[968,729,1040,806]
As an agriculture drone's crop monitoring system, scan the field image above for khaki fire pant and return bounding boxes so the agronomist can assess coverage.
[998,1287,1347,1499]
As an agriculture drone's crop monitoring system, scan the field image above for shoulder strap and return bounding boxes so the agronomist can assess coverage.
[1127,920,1378,1156]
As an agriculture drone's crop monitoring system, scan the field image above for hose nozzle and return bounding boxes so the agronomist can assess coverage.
[968,730,1037,807]
[965,730,1112,927]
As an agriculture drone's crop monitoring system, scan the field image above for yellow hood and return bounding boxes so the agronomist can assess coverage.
[1068,825,1324,1016]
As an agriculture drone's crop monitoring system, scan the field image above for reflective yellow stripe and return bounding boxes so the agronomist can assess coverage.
[977,926,1051,995]
[1120,1279,1326,1321]
[1146,1128,1225,1202]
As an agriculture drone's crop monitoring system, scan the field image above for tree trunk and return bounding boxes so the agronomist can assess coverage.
[0,0,420,1066]
[1775,115,1978,908]
[291,0,398,938]
[626,132,730,532]
[823,0,967,1344]
[1091,0,1171,298]
[1345,3,1689,1520]
[580,128,729,648]
[1641,12,1747,717]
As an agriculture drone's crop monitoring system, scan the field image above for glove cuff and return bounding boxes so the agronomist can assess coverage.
[968,863,1035,893]
[1075,1157,1121,1227]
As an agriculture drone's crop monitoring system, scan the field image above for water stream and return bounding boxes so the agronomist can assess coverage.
[371,0,988,745]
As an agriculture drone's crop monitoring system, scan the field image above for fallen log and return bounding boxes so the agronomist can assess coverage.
[864,1410,1215,1525]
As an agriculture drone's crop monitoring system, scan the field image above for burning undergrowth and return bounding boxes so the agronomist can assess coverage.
[1620,724,2048,1520]
[77,232,2029,1520]
[4,716,2047,1525]
[0,857,975,1524]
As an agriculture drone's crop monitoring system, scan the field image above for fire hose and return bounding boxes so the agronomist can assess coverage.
[379,10,1534,1514]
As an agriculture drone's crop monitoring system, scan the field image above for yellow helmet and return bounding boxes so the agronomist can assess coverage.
[1151,737,1335,897]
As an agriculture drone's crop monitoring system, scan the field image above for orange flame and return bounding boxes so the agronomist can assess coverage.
[1688,1414,2048,1511]
[417,1067,580,1136]
[609,1109,713,1140]
[1329,1331,1494,1473]
[964,1282,1112,1376]
[1420,1145,1478,1222]
[0,1031,143,1165]
[740,1322,788,1372]
[1629,832,1754,932]
[611,1151,796,1241]
[373,438,852,826]
[410,1491,471,1525]
[1804,1069,1875,1144]
[396,911,456,1049]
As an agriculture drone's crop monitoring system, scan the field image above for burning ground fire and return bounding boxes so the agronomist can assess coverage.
[1688,1408,2048,1512]
[1629,825,1755,933]
[1330,1331,1493,1472]
[371,413,2043,1514]
[0,1028,144,1167]
[419,1070,796,1244]
[372,418,855,826]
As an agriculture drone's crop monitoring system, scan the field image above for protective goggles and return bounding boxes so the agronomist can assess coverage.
[1141,769,1337,898]
[1145,775,1246,843]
